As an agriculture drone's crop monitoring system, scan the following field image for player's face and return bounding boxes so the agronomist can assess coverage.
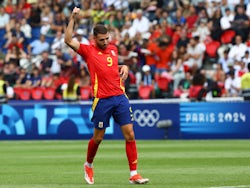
[95,33,110,50]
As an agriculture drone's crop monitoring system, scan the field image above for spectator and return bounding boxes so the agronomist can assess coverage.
[231,5,249,41]
[173,70,192,98]
[143,37,158,74]
[188,70,207,101]
[0,71,8,103]
[40,3,53,27]
[49,11,66,35]
[185,4,199,31]
[25,67,42,88]
[169,49,185,91]
[218,49,233,73]
[4,0,15,15]
[181,0,191,19]
[220,7,235,30]
[224,69,241,97]
[196,18,210,42]
[51,30,68,54]
[185,36,206,75]
[118,42,133,66]
[228,35,247,62]
[74,28,90,45]
[154,36,174,77]
[39,51,53,76]
[28,1,42,27]
[4,21,25,49]
[40,17,52,36]
[3,61,18,87]
[90,1,106,24]
[78,0,92,33]
[77,67,90,87]
[41,73,61,89]
[27,34,50,56]
[130,9,150,37]
[241,62,250,100]
[54,48,72,78]
[120,21,136,39]
[242,50,250,69]
[212,63,226,96]
[171,8,186,28]
[139,65,155,98]
[0,5,10,30]
[61,75,81,102]
[140,0,157,22]
[14,67,29,88]
[5,46,27,66]
[20,18,32,44]
[176,29,189,49]
[113,10,125,31]
[159,9,173,26]
[209,8,223,41]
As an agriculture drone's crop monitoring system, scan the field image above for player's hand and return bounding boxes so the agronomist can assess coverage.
[71,7,80,19]
[119,65,129,81]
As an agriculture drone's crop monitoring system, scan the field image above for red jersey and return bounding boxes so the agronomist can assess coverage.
[77,44,124,98]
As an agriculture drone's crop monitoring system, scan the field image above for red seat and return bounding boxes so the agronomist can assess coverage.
[19,88,31,100]
[205,40,220,58]
[43,87,55,100]
[220,30,236,44]
[80,86,91,100]
[31,87,44,100]
[138,85,153,99]
[13,87,22,99]
[156,77,169,91]
[188,85,206,101]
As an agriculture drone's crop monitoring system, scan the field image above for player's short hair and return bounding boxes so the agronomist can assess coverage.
[93,24,108,36]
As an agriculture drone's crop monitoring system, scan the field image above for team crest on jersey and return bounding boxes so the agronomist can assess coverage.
[98,122,104,128]
[111,50,116,56]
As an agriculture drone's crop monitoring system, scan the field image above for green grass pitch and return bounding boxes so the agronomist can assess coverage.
[0,140,250,188]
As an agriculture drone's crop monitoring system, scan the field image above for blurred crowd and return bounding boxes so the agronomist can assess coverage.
[0,0,250,102]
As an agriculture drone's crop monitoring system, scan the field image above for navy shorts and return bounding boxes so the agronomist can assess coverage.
[91,94,134,129]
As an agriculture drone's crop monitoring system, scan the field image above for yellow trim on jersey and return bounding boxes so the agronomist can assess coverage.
[92,97,99,112]
[93,73,98,97]
[120,78,125,93]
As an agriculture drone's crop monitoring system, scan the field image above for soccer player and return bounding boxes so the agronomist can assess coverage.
[64,7,149,185]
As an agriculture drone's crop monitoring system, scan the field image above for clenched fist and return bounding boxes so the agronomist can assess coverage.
[71,7,80,19]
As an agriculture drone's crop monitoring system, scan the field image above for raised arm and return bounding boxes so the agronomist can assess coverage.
[64,7,80,51]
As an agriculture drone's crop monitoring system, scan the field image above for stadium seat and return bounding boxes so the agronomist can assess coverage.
[138,85,153,99]
[31,87,44,100]
[13,87,22,99]
[80,86,91,100]
[205,40,220,58]
[188,85,206,101]
[18,88,31,100]
[43,87,56,100]
[156,77,169,91]
[31,26,41,41]
[220,29,236,44]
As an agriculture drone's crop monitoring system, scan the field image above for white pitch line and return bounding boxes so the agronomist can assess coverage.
[209,185,250,188]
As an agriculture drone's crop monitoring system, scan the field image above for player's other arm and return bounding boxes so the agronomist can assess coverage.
[119,65,129,81]
[65,7,80,52]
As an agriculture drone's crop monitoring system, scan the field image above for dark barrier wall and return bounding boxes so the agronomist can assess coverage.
[0,100,249,140]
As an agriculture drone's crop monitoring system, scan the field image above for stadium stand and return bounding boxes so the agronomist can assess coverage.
[0,0,249,102]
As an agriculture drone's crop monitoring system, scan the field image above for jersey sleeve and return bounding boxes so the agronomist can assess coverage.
[76,44,90,60]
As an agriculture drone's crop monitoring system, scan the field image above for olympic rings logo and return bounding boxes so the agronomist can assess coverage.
[133,109,160,127]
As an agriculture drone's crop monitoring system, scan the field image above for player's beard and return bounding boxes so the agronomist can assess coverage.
[101,43,107,50]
